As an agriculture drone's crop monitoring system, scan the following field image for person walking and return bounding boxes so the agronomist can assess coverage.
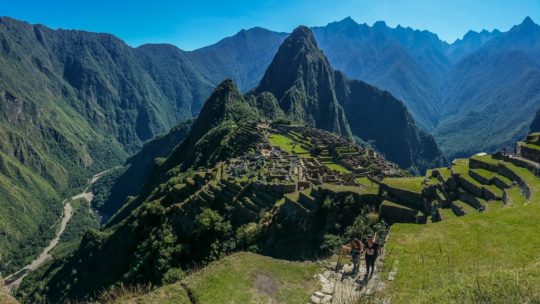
[341,237,363,276]
[363,235,381,279]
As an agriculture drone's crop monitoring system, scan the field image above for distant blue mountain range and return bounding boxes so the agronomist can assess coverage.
[182,16,540,159]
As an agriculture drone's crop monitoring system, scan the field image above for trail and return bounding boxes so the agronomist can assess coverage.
[310,234,391,303]
[3,169,111,291]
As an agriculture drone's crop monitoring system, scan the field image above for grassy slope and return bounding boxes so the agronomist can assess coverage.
[268,134,309,156]
[114,252,320,304]
[268,133,352,173]
[383,177,424,193]
[386,201,540,303]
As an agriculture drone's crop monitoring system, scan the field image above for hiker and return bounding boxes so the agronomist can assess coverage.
[341,237,363,275]
[363,235,381,279]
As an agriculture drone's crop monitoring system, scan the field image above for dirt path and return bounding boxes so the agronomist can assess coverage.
[4,169,111,291]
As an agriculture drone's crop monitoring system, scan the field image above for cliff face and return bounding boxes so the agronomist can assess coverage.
[257,26,446,172]
[256,26,351,137]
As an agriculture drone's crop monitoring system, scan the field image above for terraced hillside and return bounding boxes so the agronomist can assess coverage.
[381,135,540,302]
[16,78,403,302]
[375,144,538,226]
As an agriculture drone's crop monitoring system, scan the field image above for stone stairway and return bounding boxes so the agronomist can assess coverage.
[309,258,387,304]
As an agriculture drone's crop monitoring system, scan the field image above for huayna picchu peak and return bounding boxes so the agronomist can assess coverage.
[255,26,352,138]
[3,7,540,304]
[256,26,446,172]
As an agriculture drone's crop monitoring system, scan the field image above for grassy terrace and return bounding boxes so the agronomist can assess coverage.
[474,155,540,203]
[452,200,477,214]
[385,204,540,303]
[470,168,496,181]
[438,208,458,220]
[506,186,527,206]
[268,132,352,174]
[323,162,351,173]
[320,183,379,195]
[383,177,424,193]
[434,167,452,181]
[268,134,309,156]
[523,142,540,151]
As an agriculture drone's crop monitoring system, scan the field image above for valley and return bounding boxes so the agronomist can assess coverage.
[0,7,539,304]
[3,169,107,291]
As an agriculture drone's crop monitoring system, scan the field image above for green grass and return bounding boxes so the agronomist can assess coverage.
[385,204,540,303]
[470,155,499,166]
[499,160,540,203]
[324,162,352,173]
[383,177,424,193]
[182,252,320,304]
[355,177,373,186]
[438,208,458,221]
[434,168,452,181]
[320,183,379,195]
[523,142,540,152]
[112,284,190,304]
[268,134,309,156]
[470,168,496,182]
[506,186,527,207]
[451,200,477,214]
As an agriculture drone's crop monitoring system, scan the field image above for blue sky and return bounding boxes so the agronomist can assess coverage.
[1,0,539,50]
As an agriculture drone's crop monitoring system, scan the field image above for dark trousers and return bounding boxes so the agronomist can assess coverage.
[351,250,360,274]
[365,255,376,276]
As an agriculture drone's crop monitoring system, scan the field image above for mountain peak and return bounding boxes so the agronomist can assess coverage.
[255,26,351,137]
[522,16,535,26]
[373,20,388,28]
[339,16,357,25]
[288,25,318,48]
[193,78,244,128]
[512,16,539,33]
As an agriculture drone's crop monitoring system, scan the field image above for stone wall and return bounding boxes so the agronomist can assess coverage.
[379,201,418,224]
[519,144,540,163]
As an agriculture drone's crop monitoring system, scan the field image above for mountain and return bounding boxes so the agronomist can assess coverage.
[311,18,451,131]
[92,119,193,221]
[434,17,540,158]
[187,28,288,91]
[106,79,260,226]
[17,74,406,302]
[0,17,216,275]
[255,26,352,137]
[256,26,446,172]
[182,17,540,160]
[447,29,502,63]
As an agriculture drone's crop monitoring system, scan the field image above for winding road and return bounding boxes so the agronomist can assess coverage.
[3,169,112,291]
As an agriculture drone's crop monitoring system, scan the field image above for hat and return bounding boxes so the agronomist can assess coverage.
[367,235,373,239]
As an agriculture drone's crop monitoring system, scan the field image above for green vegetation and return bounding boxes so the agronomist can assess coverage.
[268,134,309,156]
[383,177,424,193]
[111,284,190,304]
[385,204,540,303]
[111,252,319,304]
[184,252,319,303]
[60,199,99,244]
[506,186,527,206]
[320,183,379,196]
[323,162,352,173]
